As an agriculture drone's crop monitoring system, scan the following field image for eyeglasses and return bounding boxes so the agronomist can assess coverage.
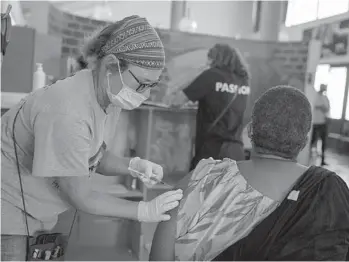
[128,70,159,93]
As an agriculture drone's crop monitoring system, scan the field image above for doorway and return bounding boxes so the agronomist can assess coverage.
[314,64,349,135]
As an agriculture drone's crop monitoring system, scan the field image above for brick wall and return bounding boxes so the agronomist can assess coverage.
[272,42,308,84]
[47,4,110,57]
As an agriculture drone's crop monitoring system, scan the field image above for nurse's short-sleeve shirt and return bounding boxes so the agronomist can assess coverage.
[1,69,108,235]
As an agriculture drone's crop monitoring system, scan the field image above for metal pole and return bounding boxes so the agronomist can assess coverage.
[170,0,186,31]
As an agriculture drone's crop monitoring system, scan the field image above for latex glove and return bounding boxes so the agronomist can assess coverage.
[137,189,183,222]
[128,157,163,186]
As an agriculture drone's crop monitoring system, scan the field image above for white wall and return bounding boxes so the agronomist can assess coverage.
[187,1,254,37]
[103,1,172,29]
[21,1,50,34]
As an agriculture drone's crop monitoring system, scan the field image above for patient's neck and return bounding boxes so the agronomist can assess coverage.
[250,149,297,163]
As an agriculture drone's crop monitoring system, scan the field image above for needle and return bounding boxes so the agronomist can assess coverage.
[128,168,172,187]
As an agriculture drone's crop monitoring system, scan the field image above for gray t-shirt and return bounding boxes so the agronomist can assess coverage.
[1,69,107,235]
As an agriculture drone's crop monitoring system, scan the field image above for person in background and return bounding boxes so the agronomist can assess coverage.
[311,83,330,166]
[1,15,182,261]
[150,86,349,261]
[168,44,251,171]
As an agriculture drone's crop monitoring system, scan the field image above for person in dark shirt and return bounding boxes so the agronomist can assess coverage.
[169,44,251,170]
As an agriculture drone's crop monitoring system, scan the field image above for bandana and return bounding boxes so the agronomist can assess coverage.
[101,16,165,70]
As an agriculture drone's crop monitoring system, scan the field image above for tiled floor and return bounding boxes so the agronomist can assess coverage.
[310,148,349,187]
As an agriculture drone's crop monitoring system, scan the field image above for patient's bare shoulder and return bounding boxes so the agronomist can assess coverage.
[176,172,193,190]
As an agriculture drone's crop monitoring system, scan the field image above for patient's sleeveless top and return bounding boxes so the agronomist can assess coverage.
[175,158,279,261]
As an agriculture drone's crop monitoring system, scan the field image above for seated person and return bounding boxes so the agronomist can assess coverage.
[150,86,349,261]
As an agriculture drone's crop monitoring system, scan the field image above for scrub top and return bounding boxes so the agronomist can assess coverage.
[183,68,250,165]
[1,69,108,235]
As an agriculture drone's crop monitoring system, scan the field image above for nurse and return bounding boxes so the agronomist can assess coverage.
[1,15,182,260]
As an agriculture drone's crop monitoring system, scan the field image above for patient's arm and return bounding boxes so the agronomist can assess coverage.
[149,204,178,260]
[149,174,191,261]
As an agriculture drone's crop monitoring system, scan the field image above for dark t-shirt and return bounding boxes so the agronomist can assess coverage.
[183,67,250,155]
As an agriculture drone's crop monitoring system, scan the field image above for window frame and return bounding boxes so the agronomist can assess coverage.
[285,0,349,27]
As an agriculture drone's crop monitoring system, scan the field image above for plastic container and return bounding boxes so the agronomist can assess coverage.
[32,63,46,91]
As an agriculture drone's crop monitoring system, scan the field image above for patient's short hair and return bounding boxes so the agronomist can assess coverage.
[251,86,312,159]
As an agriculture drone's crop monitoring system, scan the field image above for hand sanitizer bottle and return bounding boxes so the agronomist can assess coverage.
[33,63,46,91]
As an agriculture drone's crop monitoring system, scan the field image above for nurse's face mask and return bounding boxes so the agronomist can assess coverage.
[106,62,149,110]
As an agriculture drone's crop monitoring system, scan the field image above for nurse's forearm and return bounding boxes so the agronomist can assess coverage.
[97,151,131,176]
[83,191,139,220]
[58,177,139,220]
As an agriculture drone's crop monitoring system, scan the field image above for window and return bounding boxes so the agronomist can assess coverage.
[327,67,347,119]
[314,64,330,91]
[286,0,349,27]
[317,0,349,19]
[314,65,347,120]
[285,0,318,26]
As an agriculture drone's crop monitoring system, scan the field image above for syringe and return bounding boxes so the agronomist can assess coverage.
[128,168,172,187]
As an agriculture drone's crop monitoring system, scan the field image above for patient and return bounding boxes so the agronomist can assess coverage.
[150,86,349,261]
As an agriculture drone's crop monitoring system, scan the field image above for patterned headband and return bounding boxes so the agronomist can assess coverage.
[101,16,165,70]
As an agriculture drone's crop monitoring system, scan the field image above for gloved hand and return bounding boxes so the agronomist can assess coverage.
[137,189,183,222]
[128,157,163,186]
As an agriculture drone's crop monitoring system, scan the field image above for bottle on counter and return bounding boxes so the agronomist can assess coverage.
[32,63,46,91]
[131,178,138,190]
